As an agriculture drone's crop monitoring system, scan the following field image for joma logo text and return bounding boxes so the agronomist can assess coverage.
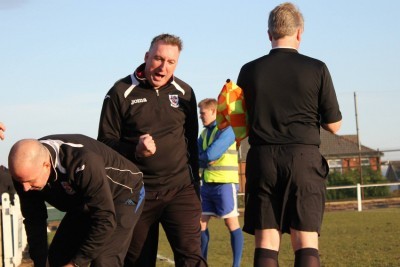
[131,98,148,105]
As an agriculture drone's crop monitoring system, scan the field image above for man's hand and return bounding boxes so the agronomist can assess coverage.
[135,134,156,157]
[0,122,6,140]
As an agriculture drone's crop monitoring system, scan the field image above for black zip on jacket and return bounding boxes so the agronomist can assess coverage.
[97,63,200,190]
[13,134,143,267]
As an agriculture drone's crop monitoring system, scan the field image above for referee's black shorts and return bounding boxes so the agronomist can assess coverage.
[243,144,329,235]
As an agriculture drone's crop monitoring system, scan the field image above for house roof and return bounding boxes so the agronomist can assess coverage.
[385,161,400,181]
[237,129,383,161]
[319,130,383,158]
[389,161,400,169]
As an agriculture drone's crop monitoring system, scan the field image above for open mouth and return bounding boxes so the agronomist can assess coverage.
[155,73,165,79]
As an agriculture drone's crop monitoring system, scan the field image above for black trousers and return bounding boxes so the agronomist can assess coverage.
[48,186,144,267]
[124,183,207,267]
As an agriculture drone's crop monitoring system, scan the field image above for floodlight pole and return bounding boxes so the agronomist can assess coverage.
[354,92,364,199]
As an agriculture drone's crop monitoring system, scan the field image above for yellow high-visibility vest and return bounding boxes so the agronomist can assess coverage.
[201,126,239,183]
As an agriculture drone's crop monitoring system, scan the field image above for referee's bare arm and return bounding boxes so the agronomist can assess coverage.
[322,120,342,134]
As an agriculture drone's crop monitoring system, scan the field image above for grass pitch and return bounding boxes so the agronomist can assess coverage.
[45,208,400,266]
[156,208,400,267]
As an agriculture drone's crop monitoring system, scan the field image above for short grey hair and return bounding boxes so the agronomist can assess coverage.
[149,33,183,51]
[268,2,304,40]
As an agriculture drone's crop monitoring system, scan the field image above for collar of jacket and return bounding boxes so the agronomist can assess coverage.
[205,120,217,130]
[42,143,58,183]
[269,47,299,55]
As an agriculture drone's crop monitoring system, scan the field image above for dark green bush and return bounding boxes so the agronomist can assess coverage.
[327,168,390,200]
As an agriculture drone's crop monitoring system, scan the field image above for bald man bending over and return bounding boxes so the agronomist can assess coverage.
[8,134,145,267]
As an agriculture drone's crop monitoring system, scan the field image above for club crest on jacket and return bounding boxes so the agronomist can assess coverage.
[169,95,179,108]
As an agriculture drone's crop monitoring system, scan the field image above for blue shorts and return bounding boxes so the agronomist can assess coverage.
[201,183,240,218]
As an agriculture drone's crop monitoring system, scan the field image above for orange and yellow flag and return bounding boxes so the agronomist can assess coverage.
[216,79,249,147]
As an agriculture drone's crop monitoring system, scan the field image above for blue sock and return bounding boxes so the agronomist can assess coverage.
[230,228,244,267]
[201,229,209,260]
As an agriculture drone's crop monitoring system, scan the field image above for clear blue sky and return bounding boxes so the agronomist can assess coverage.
[1,0,399,166]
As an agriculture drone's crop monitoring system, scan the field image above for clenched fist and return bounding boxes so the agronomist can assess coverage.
[135,134,156,157]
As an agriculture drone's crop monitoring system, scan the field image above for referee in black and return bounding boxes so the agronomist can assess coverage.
[8,134,145,267]
[237,2,342,267]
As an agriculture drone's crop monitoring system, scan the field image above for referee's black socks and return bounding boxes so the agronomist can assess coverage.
[294,248,320,267]
[254,248,279,267]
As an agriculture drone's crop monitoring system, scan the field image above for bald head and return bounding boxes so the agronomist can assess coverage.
[8,139,51,191]
[9,139,46,172]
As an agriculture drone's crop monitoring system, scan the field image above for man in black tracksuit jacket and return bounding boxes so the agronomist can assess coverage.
[98,34,206,266]
[8,134,145,267]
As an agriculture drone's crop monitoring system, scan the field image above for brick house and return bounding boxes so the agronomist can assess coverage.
[319,129,383,173]
[237,129,384,192]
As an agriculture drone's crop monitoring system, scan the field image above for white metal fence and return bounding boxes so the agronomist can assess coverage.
[327,182,400,211]
[238,182,400,212]
[1,193,27,267]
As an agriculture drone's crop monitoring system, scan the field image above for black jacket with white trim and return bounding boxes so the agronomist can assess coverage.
[97,63,200,190]
[13,134,143,266]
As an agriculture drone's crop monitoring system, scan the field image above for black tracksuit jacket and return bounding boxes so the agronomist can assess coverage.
[13,134,143,266]
[97,63,200,190]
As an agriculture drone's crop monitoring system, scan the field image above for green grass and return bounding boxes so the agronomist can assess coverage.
[46,208,400,266]
[156,208,400,267]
